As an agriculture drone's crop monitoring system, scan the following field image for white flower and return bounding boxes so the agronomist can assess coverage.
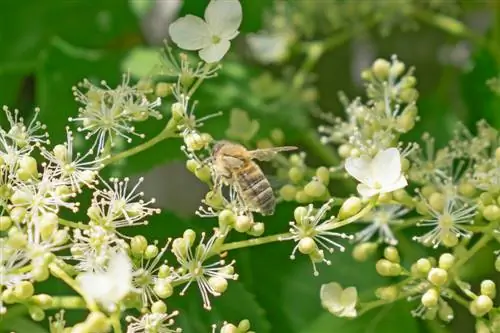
[78,251,133,311]
[168,0,242,63]
[345,148,408,197]
[246,32,288,64]
[320,282,358,318]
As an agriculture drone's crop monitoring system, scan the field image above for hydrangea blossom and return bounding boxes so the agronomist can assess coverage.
[320,282,358,318]
[169,0,242,63]
[345,148,408,197]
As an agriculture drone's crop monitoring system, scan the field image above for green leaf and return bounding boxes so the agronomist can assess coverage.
[303,301,419,333]
[121,47,164,79]
[0,316,49,333]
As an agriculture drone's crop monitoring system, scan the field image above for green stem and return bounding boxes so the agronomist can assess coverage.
[453,225,495,270]
[319,202,374,231]
[302,130,340,166]
[59,218,88,230]
[50,296,88,309]
[110,311,123,333]
[48,263,99,312]
[187,63,214,97]
[446,288,470,308]
[358,292,413,316]
[103,118,178,166]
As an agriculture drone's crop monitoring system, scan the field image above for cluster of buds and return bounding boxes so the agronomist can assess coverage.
[214,319,254,333]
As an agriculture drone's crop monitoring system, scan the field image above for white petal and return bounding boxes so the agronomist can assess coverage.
[371,148,402,186]
[357,184,379,198]
[380,175,408,193]
[247,33,288,64]
[169,15,211,51]
[205,0,242,39]
[108,252,133,299]
[78,273,113,300]
[340,287,358,306]
[339,306,357,318]
[199,40,230,63]
[345,156,373,185]
[320,282,343,310]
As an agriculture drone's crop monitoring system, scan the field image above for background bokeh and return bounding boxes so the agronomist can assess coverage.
[1,1,499,332]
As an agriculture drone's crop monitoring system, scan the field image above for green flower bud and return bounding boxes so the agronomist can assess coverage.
[2,288,16,304]
[376,259,401,277]
[31,294,53,309]
[29,306,45,321]
[0,216,12,231]
[155,82,172,98]
[372,58,391,79]
[421,185,437,199]
[171,102,185,121]
[298,237,316,254]
[304,180,326,198]
[7,228,27,248]
[205,191,224,207]
[338,144,352,159]
[399,88,419,103]
[396,112,416,132]
[32,266,50,282]
[441,231,459,248]
[295,190,311,204]
[483,205,500,221]
[248,222,265,236]
[438,253,455,270]
[421,288,439,308]
[393,189,411,203]
[9,207,26,224]
[352,242,378,262]
[172,238,187,257]
[14,281,35,300]
[288,167,304,184]
[429,192,445,212]
[221,323,239,333]
[438,300,454,322]
[234,215,252,233]
[480,280,496,299]
[11,189,33,205]
[338,197,362,220]
[208,276,228,294]
[316,167,330,185]
[154,279,173,298]
[219,210,236,227]
[194,165,212,183]
[40,213,59,241]
[131,235,148,255]
[375,285,399,302]
[144,245,159,259]
[480,193,494,205]
[475,321,491,333]
[186,159,200,174]
[53,145,68,162]
[383,246,400,263]
[270,128,285,144]
[294,206,308,224]
[279,184,297,201]
[18,155,38,178]
[85,311,110,333]
[427,268,448,287]
[183,229,196,245]
[238,319,251,331]
[390,60,406,78]
[470,295,493,317]
[378,192,392,204]
[71,323,88,333]
[152,300,167,314]
[458,182,477,198]
[185,132,207,151]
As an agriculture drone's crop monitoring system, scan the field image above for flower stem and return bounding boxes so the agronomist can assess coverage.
[48,263,100,312]
[452,223,496,270]
[358,292,413,316]
[58,218,88,230]
[50,296,88,309]
[103,118,178,166]
[187,63,214,97]
[110,311,123,333]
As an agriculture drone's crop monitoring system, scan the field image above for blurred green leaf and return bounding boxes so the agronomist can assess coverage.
[302,301,419,333]
[0,316,49,333]
[122,47,164,78]
[128,0,155,18]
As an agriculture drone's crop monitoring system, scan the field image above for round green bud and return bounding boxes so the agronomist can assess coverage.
[471,295,493,317]
[186,159,200,174]
[440,231,459,248]
[338,197,362,220]
[86,205,101,221]
[32,266,50,282]
[238,319,251,331]
[399,88,419,103]
[29,306,45,322]
[378,192,392,204]
[18,155,38,178]
[155,82,172,97]
[376,259,401,277]
[53,145,68,162]
[40,213,59,241]
[420,185,437,199]
[375,286,399,302]
[289,154,303,166]
[294,206,308,224]
[458,182,477,198]
[316,167,330,185]
[383,246,400,263]
[172,238,188,257]
[438,253,455,270]
[483,205,500,221]
[480,192,494,205]
[85,311,110,333]
[279,184,297,201]
[11,189,32,205]
[131,235,148,255]
[338,144,352,159]
[194,165,212,183]
[475,321,491,333]
[205,191,224,207]
[7,228,27,248]
[428,192,445,212]
[401,157,411,172]
[298,237,316,255]
[152,300,167,314]
[221,323,239,333]
[396,113,416,133]
[144,245,159,259]
[352,242,378,262]
[295,190,311,204]
[288,167,304,184]
[415,201,429,216]
[304,180,326,198]
[427,268,448,287]
[480,280,496,299]
[438,300,454,322]
[208,276,228,294]
[154,280,173,298]
[183,229,196,245]
[390,60,406,78]
[171,102,185,121]
[421,288,439,308]
[393,189,411,203]
[2,288,16,304]
[234,215,252,233]
[158,264,171,279]
[415,258,432,275]
[270,128,285,144]
[219,209,236,227]
[14,281,35,300]
[0,216,12,231]
[248,222,265,236]
[372,58,391,79]
[31,294,53,309]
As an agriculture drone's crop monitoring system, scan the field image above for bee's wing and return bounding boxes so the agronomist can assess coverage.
[248,146,298,161]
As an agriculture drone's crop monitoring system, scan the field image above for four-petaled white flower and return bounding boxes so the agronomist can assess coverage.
[345,148,408,198]
[169,0,242,63]
[78,251,133,311]
[320,282,358,318]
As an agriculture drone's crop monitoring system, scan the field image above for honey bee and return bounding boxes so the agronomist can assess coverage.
[211,140,297,216]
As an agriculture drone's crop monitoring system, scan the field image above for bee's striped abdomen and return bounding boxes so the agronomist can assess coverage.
[237,163,275,215]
